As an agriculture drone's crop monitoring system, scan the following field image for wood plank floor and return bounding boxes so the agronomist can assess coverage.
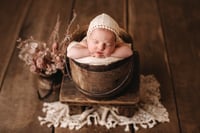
[0,0,199,133]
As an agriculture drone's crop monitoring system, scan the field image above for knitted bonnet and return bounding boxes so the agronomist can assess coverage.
[87,13,120,38]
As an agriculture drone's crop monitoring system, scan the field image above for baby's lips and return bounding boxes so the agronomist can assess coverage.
[96,51,103,55]
[92,52,105,58]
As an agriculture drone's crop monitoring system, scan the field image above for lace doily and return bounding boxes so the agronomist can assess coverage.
[38,75,169,132]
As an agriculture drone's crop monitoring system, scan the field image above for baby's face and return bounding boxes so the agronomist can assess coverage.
[87,28,116,58]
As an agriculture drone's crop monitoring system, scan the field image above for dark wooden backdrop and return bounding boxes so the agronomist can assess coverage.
[0,0,199,133]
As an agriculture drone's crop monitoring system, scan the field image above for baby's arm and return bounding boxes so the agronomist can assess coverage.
[110,43,133,58]
[67,40,90,59]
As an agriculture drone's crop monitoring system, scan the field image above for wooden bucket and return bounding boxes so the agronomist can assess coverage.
[67,27,139,100]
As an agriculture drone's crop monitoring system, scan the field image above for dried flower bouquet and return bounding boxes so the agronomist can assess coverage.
[18,38,65,75]
[17,14,77,76]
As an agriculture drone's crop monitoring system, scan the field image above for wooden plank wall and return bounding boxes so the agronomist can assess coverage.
[0,0,199,133]
[0,0,31,89]
[128,0,179,132]
[0,0,73,132]
[158,0,200,132]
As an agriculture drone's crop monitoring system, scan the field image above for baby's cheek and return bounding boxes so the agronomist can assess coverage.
[104,49,113,56]
[88,46,96,53]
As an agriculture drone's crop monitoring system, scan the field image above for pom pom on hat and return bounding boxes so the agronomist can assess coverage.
[87,13,120,38]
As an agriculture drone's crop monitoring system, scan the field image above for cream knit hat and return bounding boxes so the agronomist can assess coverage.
[87,13,120,38]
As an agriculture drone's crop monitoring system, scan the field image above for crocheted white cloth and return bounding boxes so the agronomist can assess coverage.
[38,75,169,132]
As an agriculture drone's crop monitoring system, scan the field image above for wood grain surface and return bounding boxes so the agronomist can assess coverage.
[0,0,199,133]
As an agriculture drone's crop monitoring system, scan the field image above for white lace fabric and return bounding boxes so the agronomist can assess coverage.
[38,75,170,132]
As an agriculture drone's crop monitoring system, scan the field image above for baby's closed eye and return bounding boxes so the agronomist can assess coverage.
[92,39,98,44]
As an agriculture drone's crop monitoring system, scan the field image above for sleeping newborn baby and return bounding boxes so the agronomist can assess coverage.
[67,13,133,64]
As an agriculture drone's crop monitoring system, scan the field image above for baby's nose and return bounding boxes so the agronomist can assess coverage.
[98,43,105,51]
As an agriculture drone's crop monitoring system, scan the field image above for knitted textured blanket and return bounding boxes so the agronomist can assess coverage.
[38,75,169,132]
